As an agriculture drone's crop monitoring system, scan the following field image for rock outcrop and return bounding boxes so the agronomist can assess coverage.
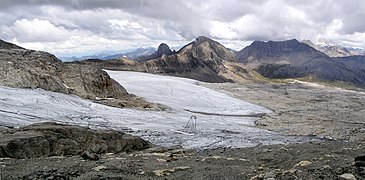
[0,122,151,159]
[0,40,157,109]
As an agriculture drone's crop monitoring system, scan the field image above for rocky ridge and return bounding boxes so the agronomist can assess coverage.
[0,40,157,109]
[71,36,365,88]
[236,39,365,87]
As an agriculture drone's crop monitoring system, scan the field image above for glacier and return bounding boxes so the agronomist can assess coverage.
[0,71,316,149]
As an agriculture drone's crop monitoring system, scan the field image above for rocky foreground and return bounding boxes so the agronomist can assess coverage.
[0,122,150,159]
[1,139,365,179]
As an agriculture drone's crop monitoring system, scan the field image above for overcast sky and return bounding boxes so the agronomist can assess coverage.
[0,0,364,57]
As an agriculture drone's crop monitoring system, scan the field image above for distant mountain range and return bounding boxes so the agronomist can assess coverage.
[103,47,156,60]
[2,36,365,89]
[74,37,365,88]
[73,36,255,83]
[302,39,365,57]
[60,47,155,61]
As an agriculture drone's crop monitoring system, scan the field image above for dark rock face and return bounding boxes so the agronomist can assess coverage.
[237,39,365,87]
[257,64,306,78]
[0,49,127,100]
[135,43,173,62]
[156,43,173,57]
[0,122,151,159]
[334,55,365,70]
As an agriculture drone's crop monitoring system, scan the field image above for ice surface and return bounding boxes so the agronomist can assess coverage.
[0,71,316,149]
[107,71,271,116]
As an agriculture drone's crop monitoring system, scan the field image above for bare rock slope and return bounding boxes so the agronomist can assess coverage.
[0,40,156,109]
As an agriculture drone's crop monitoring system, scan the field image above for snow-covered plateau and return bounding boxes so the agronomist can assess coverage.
[0,71,316,149]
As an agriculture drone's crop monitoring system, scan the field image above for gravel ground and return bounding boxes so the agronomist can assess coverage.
[204,81,365,142]
[2,141,365,179]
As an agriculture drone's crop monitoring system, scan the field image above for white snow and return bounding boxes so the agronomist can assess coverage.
[0,71,315,149]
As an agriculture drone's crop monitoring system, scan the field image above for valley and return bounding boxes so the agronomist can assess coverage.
[1,27,365,180]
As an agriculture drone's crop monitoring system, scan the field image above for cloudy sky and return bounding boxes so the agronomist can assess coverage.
[0,0,364,57]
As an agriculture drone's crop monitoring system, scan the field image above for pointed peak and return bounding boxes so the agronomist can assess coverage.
[156,43,172,56]
[157,43,170,50]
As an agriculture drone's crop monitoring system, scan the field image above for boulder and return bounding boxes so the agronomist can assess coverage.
[0,122,151,159]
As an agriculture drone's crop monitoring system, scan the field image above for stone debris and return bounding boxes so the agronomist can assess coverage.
[81,151,99,161]
[338,173,357,180]
[355,155,365,167]
[92,165,107,172]
[294,160,312,167]
[153,166,191,177]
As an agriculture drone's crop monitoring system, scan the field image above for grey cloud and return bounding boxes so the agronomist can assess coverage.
[0,0,365,56]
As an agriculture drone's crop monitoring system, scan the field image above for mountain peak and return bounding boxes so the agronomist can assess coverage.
[236,39,326,65]
[134,43,173,62]
[249,39,309,50]
[156,43,172,56]
[194,36,216,46]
